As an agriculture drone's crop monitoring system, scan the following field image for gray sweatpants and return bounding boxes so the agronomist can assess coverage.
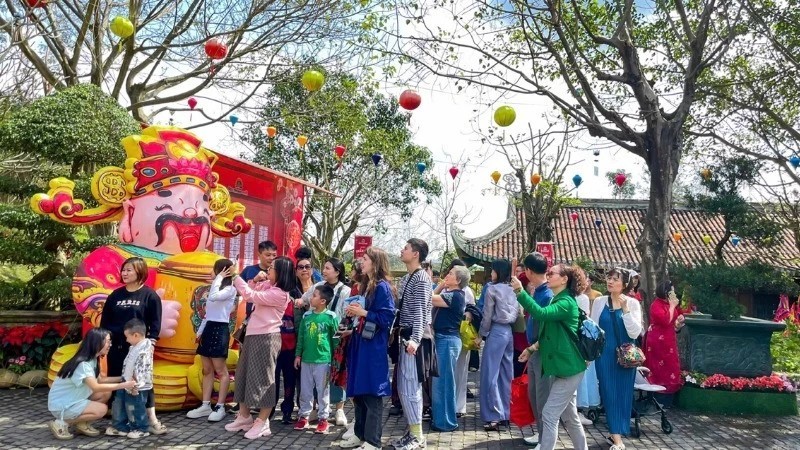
[299,362,330,420]
[539,372,588,450]
[527,351,553,437]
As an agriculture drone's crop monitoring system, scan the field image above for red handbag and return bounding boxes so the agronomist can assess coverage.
[510,367,536,427]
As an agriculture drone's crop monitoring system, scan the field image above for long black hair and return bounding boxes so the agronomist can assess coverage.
[326,257,347,285]
[57,328,109,379]
[273,256,298,293]
[491,259,512,283]
[214,258,235,289]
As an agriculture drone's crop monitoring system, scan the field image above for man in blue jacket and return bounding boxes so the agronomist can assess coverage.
[517,253,554,446]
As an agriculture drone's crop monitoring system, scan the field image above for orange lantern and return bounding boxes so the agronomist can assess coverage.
[297,135,308,147]
[673,232,683,242]
[491,171,501,185]
[266,126,277,138]
[530,173,541,186]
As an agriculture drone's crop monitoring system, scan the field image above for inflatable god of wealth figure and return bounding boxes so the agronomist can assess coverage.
[31,125,252,410]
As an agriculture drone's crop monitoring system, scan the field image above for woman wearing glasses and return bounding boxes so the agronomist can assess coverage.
[298,258,353,429]
[591,268,643,450]
[511,264,588,450]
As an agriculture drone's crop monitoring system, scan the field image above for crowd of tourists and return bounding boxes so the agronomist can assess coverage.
[45,238,687,450]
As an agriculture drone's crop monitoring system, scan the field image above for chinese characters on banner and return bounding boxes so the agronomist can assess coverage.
[536,242,554,267]
[354,235,373,259]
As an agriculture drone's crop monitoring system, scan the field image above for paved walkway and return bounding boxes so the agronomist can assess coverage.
[0,371,797,449]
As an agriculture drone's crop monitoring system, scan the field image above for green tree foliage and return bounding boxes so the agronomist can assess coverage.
[0,84,138,174]
[772,320,800,374]
[686,156,783,260]
[244,70,441,262]
[0,85,137,308]
[0,0,373,123]
[673,260,799,321]
[380,0,743,307]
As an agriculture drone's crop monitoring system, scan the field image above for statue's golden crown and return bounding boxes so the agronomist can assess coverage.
[31,125,252,238]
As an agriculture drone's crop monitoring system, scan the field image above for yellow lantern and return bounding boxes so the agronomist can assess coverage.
[297,135,308,147]
[493,105,516,127]
[301,70,325,92]
[109,16,135,39]
[618,223,629,233]
[266,126,277,138]
[530,173,541,186]
[702,234,712,245]
[491,170,501,185]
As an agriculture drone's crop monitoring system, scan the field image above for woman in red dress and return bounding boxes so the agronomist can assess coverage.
[645,280,686,401]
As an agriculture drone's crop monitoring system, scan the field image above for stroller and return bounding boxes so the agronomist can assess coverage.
[585,367,674,438]
[631,367,673,437]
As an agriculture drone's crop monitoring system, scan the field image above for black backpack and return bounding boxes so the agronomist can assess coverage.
[561,308,606,362]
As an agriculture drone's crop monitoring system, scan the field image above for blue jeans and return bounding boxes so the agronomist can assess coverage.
[112,389,149,432]
[431,334,462,431]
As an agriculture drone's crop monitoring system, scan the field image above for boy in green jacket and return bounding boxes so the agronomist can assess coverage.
[294,285,339,434]
[511,264,588,450]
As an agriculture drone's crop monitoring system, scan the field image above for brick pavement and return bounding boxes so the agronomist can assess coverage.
[0,369,798,449]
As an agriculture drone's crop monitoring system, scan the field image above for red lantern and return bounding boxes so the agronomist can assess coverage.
[25,0,49,7]
[335,145,346,159]
[399,90,422,111]
[570,212,579,223]
[449,166,459,179]
[204,39,228,60]
[614,172,627,188]
[187,97,197,110]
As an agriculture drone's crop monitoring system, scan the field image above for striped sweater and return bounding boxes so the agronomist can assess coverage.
[397,269,433,344]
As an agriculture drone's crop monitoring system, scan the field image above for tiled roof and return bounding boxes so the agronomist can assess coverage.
[452,199,800,271]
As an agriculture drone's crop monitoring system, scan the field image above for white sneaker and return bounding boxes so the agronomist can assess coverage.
[523,435,539,446]
[339,434,364,448]
[342,423,355,440]
[208,405,226,422]
[335,408,348,426]
[357,443,381,450]
[186,403,213,419]
[578,412,592,426]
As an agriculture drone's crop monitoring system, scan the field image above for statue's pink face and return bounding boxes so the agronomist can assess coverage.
[119,184,213,254]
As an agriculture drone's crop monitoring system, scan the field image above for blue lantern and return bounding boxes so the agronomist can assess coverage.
[371,153,382,166]
[416,162,427,174]
[594,218,602,229]
[790,155,800,169]
[731,235,741,247]
[572,174,583,188]
[229,115,239,126]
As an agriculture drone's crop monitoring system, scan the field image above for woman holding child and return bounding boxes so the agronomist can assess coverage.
[47,328,137,440]
[99,256,166,435]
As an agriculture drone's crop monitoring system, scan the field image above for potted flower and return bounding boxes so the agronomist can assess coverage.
[0,321,71,388]
[673,261,792,378]
[679,371,798,415]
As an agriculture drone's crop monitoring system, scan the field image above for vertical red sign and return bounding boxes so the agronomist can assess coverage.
[536,242,554,267]
[354,235,373,259]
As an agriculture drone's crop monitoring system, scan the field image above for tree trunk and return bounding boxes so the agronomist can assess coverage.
[637,124,682,329]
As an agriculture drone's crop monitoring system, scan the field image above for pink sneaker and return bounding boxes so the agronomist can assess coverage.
[224,414,254,432]
[244,418,271,440]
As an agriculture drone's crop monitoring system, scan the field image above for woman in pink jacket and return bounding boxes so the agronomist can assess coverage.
[225,256,296,440]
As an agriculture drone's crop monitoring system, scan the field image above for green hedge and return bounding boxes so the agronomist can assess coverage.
[677,385,798,416]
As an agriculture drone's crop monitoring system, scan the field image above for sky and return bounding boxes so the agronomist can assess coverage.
[186,75,648,255]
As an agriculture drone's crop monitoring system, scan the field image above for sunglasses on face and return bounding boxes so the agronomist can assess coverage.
[297,264,312,270]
